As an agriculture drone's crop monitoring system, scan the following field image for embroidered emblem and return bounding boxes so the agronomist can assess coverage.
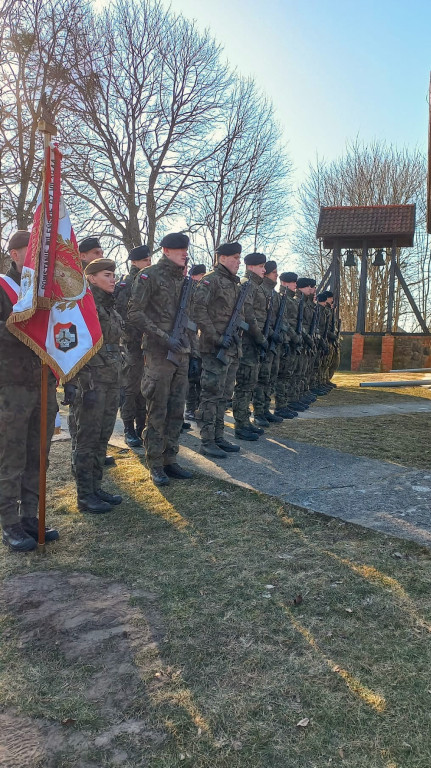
[54,322,78,351]
[140,273,149,280]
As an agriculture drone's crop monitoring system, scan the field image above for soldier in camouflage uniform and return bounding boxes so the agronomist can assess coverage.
[252,260,283,426]
[185,263,206,421]
[315,292,332,390]
[325,291,340,386]
[128,232,194,486]
[115,245,152,447]
[294,278,317,405]
[0,231,59,551]
[66,259,123,513]
[232,252,268,440]
[193,242,243,458]
[274,271,302,418]
[79,236,103,269]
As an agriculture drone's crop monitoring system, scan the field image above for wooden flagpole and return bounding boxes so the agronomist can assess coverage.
[37,101,57,548]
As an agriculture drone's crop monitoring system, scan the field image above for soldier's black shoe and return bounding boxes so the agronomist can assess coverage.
[288,401,307,411]
[104,456,116,466]
[164,463,193,479]
[253,415,270,427]
[21,517,59,543]
[150,466,170,486]
[95,489,122,505]
[274,408,296,420]
[235,427,259,441]
[182,422,192,431]
[264,411,283,423]
[248,423,264,435]
[78,494,112,513]
[200,442,228,458]
[124,424,142,448]
[135,422,145,440]
[215,438,240,452]
[2,522,38,552]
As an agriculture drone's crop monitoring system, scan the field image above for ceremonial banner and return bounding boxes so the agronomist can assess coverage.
[7,144,102,382]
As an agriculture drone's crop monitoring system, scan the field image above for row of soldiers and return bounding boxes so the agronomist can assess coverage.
[0,229,340,547]
[112,234,340,489]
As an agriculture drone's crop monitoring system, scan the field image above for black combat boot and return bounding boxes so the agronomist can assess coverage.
[78,493,112,513]
[200,441,228,458]
[124,422,142,448]
[104,456,116,466]
[164,463,193,479]
[274,408,296,419]
[247,422,264,435]
[215,438,240,453]
[95,489,122,505]
[290,401,308,411]
[253,414,270,427]
[135,422,145,444]
[21,516,59,543]
[264,411,283,423]
[150,466,170,486]
[182,422,192,431]
[235,426,259,441]
[2,522,38,552]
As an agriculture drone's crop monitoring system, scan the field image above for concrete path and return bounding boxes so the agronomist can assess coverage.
[300,400,431,420]
[58,402,431,547]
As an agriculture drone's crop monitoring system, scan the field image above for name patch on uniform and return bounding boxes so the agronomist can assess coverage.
[140,273,149,280]
[203,280,210,285]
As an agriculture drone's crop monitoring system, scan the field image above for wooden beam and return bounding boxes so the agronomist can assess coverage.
[394,262,429,334]
[386,240,396,333]
[356,240,368,334]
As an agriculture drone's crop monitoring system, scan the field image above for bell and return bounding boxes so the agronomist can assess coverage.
[344,249,356,267]
[372,249,385,267]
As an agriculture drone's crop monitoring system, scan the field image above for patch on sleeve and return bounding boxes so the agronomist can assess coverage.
[203,279,210,285]
[140,273,149,280]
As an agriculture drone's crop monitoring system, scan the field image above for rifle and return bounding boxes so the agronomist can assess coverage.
[269,290,288,354]
[216,279,252,365]
[260,291,274,360]
[167,276,197,366]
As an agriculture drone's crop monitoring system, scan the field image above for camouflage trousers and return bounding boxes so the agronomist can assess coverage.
[252,349,275,416]
[329,343,340,379]
[0,383,57,527]
[186,358,202,414]
[232,341,259,428]
[141,348,188,469]
[120,344,146,428]
[199,353,239,444]
[73,382,120,498]
[275,349,298,409]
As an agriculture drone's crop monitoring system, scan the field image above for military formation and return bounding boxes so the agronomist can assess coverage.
[0,230,340,550]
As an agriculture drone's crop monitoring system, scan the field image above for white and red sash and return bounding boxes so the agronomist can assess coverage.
[0,274,19,305]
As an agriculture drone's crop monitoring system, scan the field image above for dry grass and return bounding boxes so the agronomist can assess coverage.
[1,439,431,767]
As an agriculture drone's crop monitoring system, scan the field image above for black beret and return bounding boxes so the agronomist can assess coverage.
[190,263,206,276]
[244,252,266,266]
[264,260,277,274]
[325,290,334,298]
[279,271,298,283]
[160,232,189,249]
[317,291,329,302]
[8,230,30,251]
[79,236,101,253]
[296,277,312,289]
[215,241,242,256]
[309,278,316,288]
[128,245,150,261]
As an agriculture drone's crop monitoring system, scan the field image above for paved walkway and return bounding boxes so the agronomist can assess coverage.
[299,400,431,419]
[58,399,431,547]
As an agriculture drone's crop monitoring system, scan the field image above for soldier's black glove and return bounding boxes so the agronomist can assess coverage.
[167,336,184,354]
[61,382,77,406]
[188,357,200,380]
[82,389,97,409]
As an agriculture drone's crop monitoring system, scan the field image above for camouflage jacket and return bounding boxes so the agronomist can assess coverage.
[115,264,142,347]
[261,276,278,338]
[128,255,192,354]
[0,264,47,388]
[278,286,301,345]
[193,263,242,356]
[296,292,315,338]
[76,285,123,388]
[243,270,266,347]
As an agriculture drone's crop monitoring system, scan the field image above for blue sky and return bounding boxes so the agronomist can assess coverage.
[169,0,430,187]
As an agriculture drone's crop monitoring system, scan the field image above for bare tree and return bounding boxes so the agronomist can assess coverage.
[187,78,291,264]
[293,141,427,331]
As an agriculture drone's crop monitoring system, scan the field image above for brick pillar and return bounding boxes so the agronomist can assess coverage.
[381,334,395,372]
[351,333,364,371]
